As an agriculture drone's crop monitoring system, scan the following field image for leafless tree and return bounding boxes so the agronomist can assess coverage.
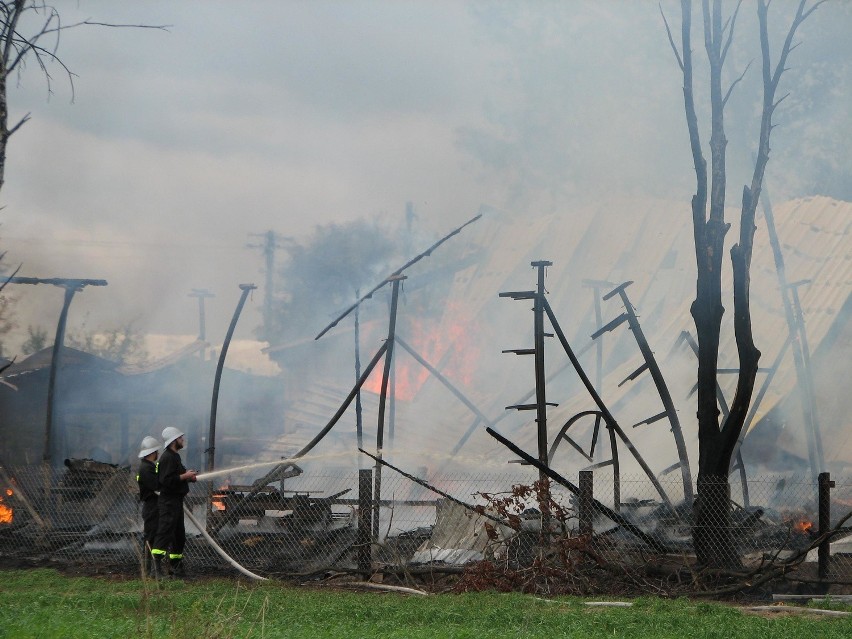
[662,0,824,567]
[0,1,166,194]
[0,2,165,345]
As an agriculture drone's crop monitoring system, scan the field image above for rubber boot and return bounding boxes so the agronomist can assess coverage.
[152,554,165,579]
[169,558,186,579]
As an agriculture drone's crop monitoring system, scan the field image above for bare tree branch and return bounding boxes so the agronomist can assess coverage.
[0,1,166,193]
[72,20,170,31]
[7,8,54,73]
[720,0,743,64]
[659,4,684,71]
[7,110,27,134]
[722,60,751,107]
[801,0,828,22]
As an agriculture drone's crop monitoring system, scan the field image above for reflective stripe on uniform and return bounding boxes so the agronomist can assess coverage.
[168,553,183,560]
[151,548,167,556]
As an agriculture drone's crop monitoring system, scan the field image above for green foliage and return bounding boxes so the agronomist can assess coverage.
[1,569,851,639]
[264,218,398,343]
[66,322,148,366]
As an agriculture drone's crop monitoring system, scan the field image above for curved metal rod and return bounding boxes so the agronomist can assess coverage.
[606,283,693,504]
[207,283,256,473]
[548,409,623,512]
[542,298,676,513]
[547,410,602,463]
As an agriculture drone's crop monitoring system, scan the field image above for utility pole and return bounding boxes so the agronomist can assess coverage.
[247,231,284,339]
[188,289,215,342]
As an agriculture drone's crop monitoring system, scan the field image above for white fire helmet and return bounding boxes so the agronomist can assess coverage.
[138,436,161,459]
[161,426,185,449]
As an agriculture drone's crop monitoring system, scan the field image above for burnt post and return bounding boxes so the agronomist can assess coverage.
[531,260,552,537]
[579,469,593,536]
[500,261,555,534]
[358,468,373,575]
[373,275,405,540]
[818,471,834,580]
[531,261,552,477]
[354,288,364,459]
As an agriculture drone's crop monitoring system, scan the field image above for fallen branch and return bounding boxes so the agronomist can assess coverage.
[337,581,429,596]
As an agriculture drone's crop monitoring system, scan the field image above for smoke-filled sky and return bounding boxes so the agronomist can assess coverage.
[2,0,849,352]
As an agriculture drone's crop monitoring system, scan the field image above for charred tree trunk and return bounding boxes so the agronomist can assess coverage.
[664,0,821,566]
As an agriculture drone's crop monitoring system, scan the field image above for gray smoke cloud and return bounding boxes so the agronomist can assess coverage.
[1,1,849,484]
[3,1,848,348]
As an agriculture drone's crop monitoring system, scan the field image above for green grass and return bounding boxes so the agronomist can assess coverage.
[0,569,850,638]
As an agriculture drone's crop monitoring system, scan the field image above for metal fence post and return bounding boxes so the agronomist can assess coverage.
[579,470,593,536]
[818,471,834,580]
[358,468,373,576]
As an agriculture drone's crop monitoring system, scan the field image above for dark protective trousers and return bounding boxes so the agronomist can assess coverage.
[141,498,158,550]
[153,494,186,560]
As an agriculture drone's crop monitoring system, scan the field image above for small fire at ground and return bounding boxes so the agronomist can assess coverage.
[212,484,229,511]
[0,488,13,524]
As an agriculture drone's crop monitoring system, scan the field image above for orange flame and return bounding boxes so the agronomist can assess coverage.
[364,301,480,401]
[0,491,11,524]
[793,519,813,535]
[211,483,229,512]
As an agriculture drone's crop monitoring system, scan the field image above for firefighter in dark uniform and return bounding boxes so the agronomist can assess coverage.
[136,435,161,575]
[151,427,197,577]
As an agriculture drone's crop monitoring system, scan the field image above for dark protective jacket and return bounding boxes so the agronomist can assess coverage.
[137,458,159,547]
[157,447,190,498]
[153,446,190,561]
[137,459,158,503]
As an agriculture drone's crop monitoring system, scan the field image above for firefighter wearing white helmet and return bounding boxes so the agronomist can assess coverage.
[136,435,161,576]
[150,427,197,578]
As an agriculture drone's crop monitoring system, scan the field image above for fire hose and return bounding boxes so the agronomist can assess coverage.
[182,504,268,581]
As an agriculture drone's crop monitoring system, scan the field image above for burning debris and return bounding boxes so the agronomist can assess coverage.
[0,487,13,524]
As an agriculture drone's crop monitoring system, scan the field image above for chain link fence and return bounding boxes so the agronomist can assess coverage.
[1,460,850,586]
